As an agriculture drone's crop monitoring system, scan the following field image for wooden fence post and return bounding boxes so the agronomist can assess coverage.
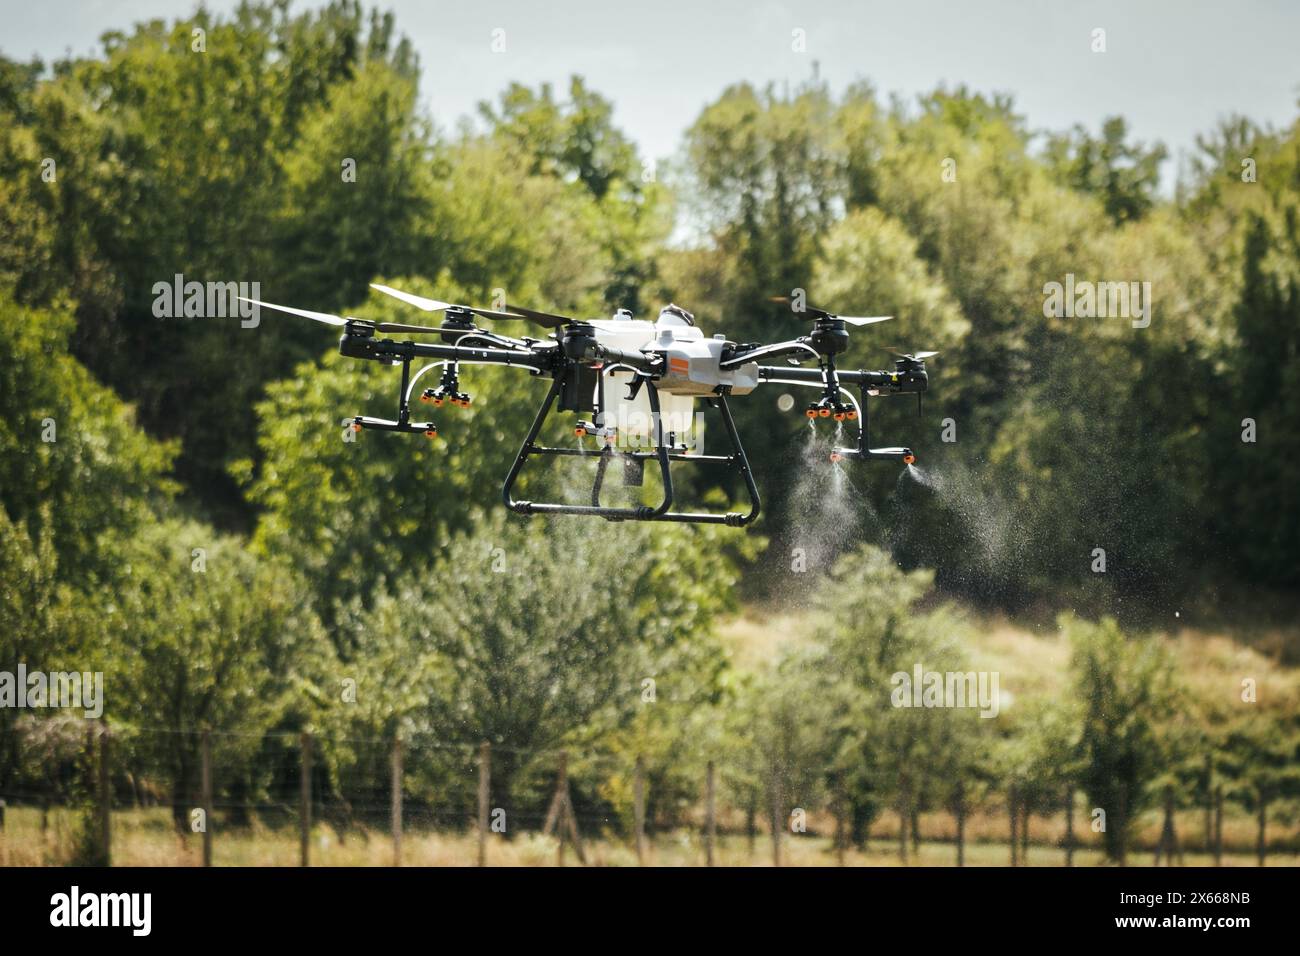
[299,731,312,867]
[1020,797,1030,863]
[543,751,583,866]
[633,755,646,865]
[834,785,847,867]
[98,724,111,866]
[745,796,756,859]
[1203,754,1214,854]
[1155,786,1182,866]
[556,751,568,867]
[954,783,966,867]
[1256,786,1268,867]
[391,736,403,867]
[1064,787,1075,867]
[1213,785,1223,866]
[769,764,782,867]
[1117,782,1128,867]
[200,729,213,867]
[1008,785,1018,866]
[477,741,490,867]
[704,760,716,867]
[897,800,908,863]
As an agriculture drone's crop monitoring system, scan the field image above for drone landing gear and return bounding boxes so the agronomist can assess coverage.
[351,415,438,438]
[350,353,438,438]
[826,382,914,464]
[502,378,761,526]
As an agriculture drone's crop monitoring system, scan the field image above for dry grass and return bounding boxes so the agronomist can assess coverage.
[3,806,1296,868]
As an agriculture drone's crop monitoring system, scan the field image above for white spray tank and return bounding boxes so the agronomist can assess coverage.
[597,307,704,452]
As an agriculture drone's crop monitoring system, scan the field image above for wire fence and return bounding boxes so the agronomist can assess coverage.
[0,720,1294,867]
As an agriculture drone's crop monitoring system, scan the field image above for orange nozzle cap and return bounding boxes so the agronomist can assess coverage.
[818,407,831,418]
[903,453,916,464]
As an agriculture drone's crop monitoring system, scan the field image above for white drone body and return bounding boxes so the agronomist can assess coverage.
[585,307,760,449]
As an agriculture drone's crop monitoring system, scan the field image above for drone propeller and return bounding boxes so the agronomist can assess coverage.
[836,314,893,327]
[769,296,892,327]
[368,284,453,313]
[238,296,445,335]
[369,283,527,323]
[502,303,584,329]
[369,282,590,328]
[885,347,940,361]
[237,298,348,326]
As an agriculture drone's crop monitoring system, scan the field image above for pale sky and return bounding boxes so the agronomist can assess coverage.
[6,0,1299,184]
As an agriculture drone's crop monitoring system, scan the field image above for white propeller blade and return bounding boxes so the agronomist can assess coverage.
[838,315,893,327]
[369,283,453,313]
[237,297,349,326]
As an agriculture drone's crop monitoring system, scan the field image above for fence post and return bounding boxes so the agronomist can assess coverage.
[201,729,213,867]
[1008,785,1018,866]
[477,741,490,867]
[98,723,111,866]
[704,760,716,867]
[954,782,966,867]
[1117,782,1128,867]
[299,731,312,867]
[1064,787,1075,867]
[834,785,846,867]
[1213,785,1223,866]
[1203,754,1214,854]
[745,797,756,859]
[633,755,646,865]
[1256,786,1268,867]
[1156,786,1181,865]
[769,764,782,867]
[391,736,403,867]
[1020,797,1030,864]
[540,750,588,866]
[554,751,569,867]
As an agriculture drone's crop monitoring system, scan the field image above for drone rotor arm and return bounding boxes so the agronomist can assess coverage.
[720,339,821,369]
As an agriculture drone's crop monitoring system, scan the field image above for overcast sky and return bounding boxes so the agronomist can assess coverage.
[7,1,1299,183]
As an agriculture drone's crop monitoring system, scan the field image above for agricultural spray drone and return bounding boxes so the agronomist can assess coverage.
[239,287,932,526]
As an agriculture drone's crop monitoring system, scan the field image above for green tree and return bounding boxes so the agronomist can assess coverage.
[335,508,741,827]
[1068,614,1178,860]
[1045,116,1168,225]
[90,519,331,829]
[0,296,176,579]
